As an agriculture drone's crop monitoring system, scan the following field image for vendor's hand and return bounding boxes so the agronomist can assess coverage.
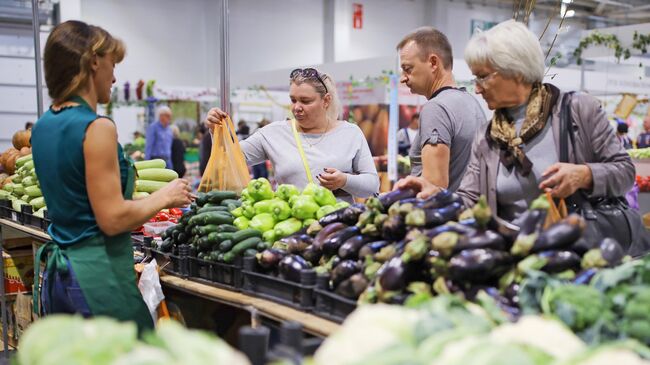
[205,107,229,131]
[539,163,593,199]
[318,168,347,191]
[158,178,193,208]
[394,176,442,199]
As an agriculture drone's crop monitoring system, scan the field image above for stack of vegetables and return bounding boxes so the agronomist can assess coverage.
[16,315,250,365]
[160,190,270,265]
[0,154,47,217]
[312,294,650,365]
[133,159,179,199]
[255,188,629,310]
[231,178,348,244]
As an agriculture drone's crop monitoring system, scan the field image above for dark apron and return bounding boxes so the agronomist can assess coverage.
[34,148,154,333]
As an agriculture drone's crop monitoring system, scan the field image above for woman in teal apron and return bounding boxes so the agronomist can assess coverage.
[31,20,193,333]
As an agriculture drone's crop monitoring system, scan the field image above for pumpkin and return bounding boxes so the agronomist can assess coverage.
[19,147,31,156]
[12,130,31,150]
[2,148,20,175]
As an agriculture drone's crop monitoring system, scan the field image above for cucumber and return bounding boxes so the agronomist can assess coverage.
[196,193,208,206]
[222,251,236,264]
[160,238,173,252]
[194,224,221,236]
[188,212,233,226]
[256,241,270,251]
[137,168,178,182]
[215,224,238,233]
[231,228,263,244]
[244,248,258,257]
[135,179,168,193]
[177,232,188,243]
[220,199,241,208]
[197,252,207,260]
[206,191,237,204]
[218,240,233,252]
[134,159,166,170]
[197,236,212,251]
[208,251,221,262]
[207,232,235,244]
[197,206,230,214]
[231,237,263,256]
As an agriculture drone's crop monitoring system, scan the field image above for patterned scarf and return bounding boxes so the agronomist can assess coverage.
[488,83,556,177]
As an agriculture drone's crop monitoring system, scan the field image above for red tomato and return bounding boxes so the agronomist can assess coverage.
[156,212,170,221]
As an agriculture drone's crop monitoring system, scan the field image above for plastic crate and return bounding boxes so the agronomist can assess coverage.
[241,256,315,311]
[150,245,188,277]
[0,200,12,219]
[188,254,242,290]
[312,274,357,323]
[20,205,43,230]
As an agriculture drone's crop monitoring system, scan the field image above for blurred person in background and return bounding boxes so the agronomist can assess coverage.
[170,125,187,178]
[145,105,173,168]
[636,113,650,148]
[397,112,419,156]
[236,120,250,141]
[617,122,633,150]
[251,119,270,179]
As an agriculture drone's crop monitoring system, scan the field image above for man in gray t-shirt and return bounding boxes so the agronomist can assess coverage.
[409,88,484,191]
[397,27,484,192]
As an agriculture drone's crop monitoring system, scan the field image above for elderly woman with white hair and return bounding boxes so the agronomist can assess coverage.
[397,20,648,255]
[205,69,379,203]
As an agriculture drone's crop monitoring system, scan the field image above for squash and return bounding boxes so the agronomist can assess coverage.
[19,147,31,156]
[12,130,31,150]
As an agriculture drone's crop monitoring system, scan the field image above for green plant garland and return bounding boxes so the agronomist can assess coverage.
[573,31,650,66]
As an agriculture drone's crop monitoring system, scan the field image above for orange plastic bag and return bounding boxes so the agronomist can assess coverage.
[543,191,568,229]
[199,116,250,193]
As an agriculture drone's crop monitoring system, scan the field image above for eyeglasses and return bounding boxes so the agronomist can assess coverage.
[290,68,328,93]
[472,71,498,87]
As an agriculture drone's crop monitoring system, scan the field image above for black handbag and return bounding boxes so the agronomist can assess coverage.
[559,92,650,257]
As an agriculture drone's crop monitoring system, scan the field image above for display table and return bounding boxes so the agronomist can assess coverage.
[0,218,339,346]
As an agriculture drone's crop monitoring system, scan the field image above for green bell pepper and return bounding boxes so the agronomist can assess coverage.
[249,213,276,232]
[270,199,291,221]
[241,200,256,219]
[302,218,317,228]
[274,218,303,239]
[241,188,253,202]
[263,229,277,243]
[233,216,250,230]
[291,196,320,220]
[276,184,300,202]
[313,186,337,207]
[334,201,350,210]
[301,182,319,196]
[231,207,244,218]
[247,178,274,202]
[253,200,274,215]
[316,205,337,220]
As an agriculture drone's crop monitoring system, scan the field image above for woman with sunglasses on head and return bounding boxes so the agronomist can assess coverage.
[206,68,379,202]
[396,20,649,256]
[30,21,192,333]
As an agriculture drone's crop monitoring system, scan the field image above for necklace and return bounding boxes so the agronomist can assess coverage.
[299,118,331,148]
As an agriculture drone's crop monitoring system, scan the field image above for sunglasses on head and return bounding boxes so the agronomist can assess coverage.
[290,68,328,93]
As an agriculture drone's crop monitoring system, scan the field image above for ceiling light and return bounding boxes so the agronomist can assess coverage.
[561,0,572,4]
[566,9,575,17]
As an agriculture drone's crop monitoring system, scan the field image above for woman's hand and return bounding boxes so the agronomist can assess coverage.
[394,176,442,199]
[318,168,347,191]
[205,107,229,130]
[539,163,593,199]
[155,178,193,208]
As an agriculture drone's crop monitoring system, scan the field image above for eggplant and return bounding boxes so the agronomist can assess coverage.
[418,189,462,209]
[331,260,361,288]
[318,209,346,226]
[382,214,407,241]
[530,214,585,254]
[401,235,430,262]
[338,235,373,260]
[367,188,417,212]
[278,255,311,282]
[448,249,512,283]
[322,226,361,256]
[581,237,626,269]
[257,248,288,270]
[358,240,391,258]
[426,249,448,278]
[335,273,369,299]
[285,234,313,254]
[511,209,547,255]
[424,222,476,238]
[378,257,409,292]
[454,230,507,254]
[313,222,347,251]
[405,202,464,228]
[318,204,365,226]
[538,250,581,273]
[301,244,322,265]
[573,268,598,285]
[356,210,377,228]
[374,244,398,263]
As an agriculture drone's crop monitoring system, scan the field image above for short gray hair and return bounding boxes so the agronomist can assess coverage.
[290,71,341,122]
[156,105,172,119]
[464,20,544,84]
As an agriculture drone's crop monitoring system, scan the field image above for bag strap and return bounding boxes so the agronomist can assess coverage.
[559,91,576,164]
[291,119,314,184]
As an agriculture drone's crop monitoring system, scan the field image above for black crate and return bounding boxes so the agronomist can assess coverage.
[0,200,12,219]
[20,205,44,230]
[241,256,315,311]
[188,255,243,290]
[311,274,357,323]
[150,246,188,277]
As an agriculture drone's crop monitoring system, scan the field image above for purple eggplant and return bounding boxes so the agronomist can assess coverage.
[358,240,391,258]
[538,250,581,273]
[424,222,476,238]
[257,248,288,270]
[367,188,417,213]
[286,234,314,254]
[335,273,369,299]
[405,202,464,228]
[378,257,411,292]
[530,215,585,254]
[302,244,322,265]
[454,230,507,254]
[418,189,462,209]
[331,260,361,288]
[573,268,598,285]
[511,209,547,255]
[340,203,367,225]
[278,255,311,282]
[322,226,361,256]
[426,249,448,278]
[448,249,512,283]
[382,214,407,241]
[338,235,374,260]
[313,222,347,251]
[581,237,626,269]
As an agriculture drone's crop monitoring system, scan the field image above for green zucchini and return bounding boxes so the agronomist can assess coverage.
[197,206,230,214]
[215,224,238,233]
[135,179,167,193]
[194,224,221,236]
[231,237,263,256]
[222,251,236,264]
[218,240,233,252]
[220,199,241,208]
[137,168,178,182]
[243,248,258,257]
[206,191,237,204]
[231,228,263,244]
[189,212,233,226]
[256,241,270,251]
[207,232,235,244]
[134,159,166,170]
[197,236,212,251]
